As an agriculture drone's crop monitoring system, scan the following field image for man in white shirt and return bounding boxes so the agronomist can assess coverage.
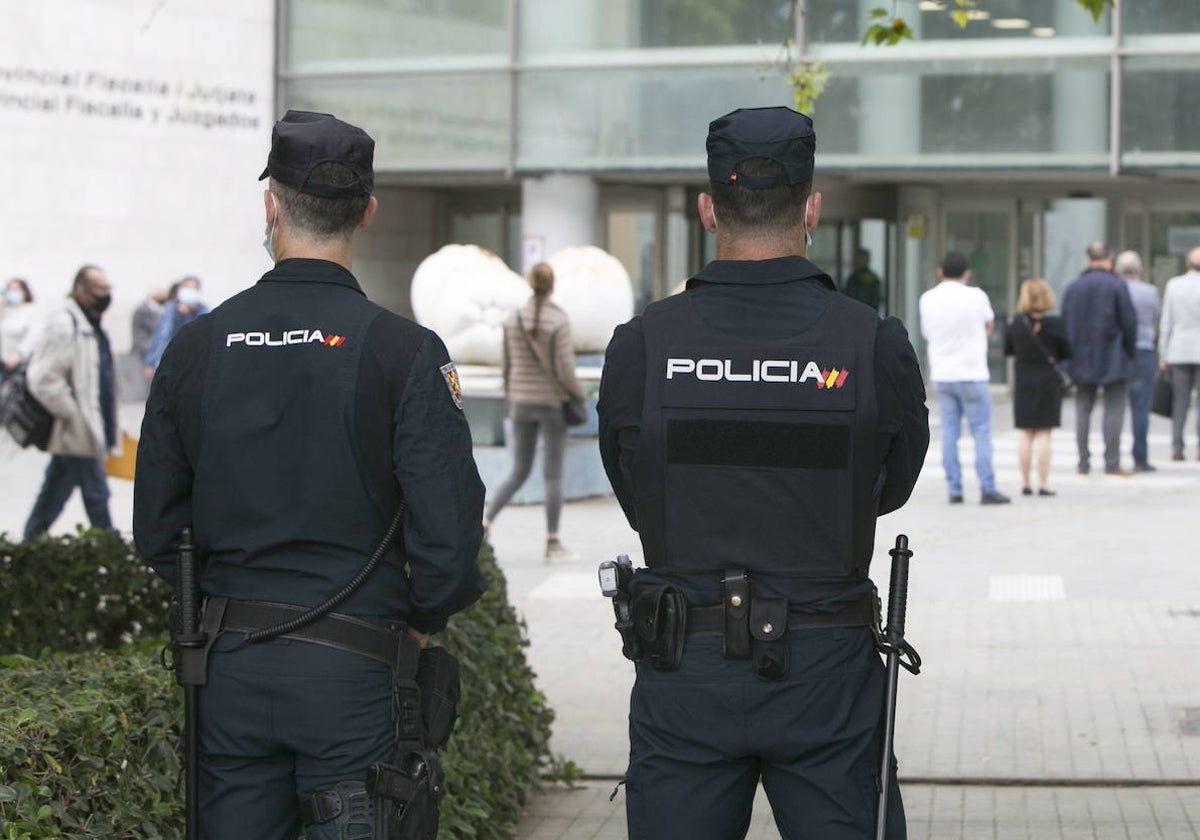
[919,251,1010,505]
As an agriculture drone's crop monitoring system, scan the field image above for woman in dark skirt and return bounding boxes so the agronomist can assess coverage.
[1005,278,1072,496]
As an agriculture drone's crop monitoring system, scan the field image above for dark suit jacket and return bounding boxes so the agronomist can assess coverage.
[1061,267,1137,384]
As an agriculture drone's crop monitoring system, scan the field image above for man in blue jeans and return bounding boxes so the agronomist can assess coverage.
[24,265,118,538]
[919,251,1011,505]
[1115,251,1159,472]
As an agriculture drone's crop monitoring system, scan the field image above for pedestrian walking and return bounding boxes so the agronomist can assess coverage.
[133,110,487,840]
[23,265,118,538]
[1,277,38,374]
[1114,251,1159,471]
[597,106,930,840]
[919,250,1011,505]
[143,275,209,378]
[1061,241,1137,475]
[1004,279,1071,496]
[1158,246,1200,461]
[482,262,588,562]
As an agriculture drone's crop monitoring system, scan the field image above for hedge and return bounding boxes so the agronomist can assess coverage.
[0,532,554,839]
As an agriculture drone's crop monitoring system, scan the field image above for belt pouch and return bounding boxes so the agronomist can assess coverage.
[750,598,789,681]
[415,647,460,749]
[722,569,751,660]
[630,582,687,672]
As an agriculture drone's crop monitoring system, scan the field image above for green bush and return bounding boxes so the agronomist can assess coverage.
[0,534,554,839]
[0,530,172,655]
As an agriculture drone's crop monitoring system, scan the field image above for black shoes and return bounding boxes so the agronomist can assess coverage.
[980,491,1011,505]
[1037,488,1056,497]
[1104,467,1134,476]
[1134,461,1156,473]
[949,495,964,504]
[1022,487,1033,496]
[1172,451,1185,462]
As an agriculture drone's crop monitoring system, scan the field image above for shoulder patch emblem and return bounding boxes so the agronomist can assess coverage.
[440,362,464,409]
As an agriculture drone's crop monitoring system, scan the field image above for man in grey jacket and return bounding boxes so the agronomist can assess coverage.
[1061,241,1137,476]
[1159,246,1200,461]
[23,265,118,539]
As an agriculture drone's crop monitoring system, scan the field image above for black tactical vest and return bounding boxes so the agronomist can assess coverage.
[194,278,393,605]
[632,291,881,586]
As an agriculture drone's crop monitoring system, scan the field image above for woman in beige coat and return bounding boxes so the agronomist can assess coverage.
[483,263,587,561]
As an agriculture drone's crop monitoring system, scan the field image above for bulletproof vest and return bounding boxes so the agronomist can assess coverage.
[632,292,881,584]
[194,279,389,590]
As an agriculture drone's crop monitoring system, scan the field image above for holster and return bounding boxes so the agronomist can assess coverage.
[750,597,789,681]
[629,580,687,672]
[415,647,460,749]
[370,752,445,840]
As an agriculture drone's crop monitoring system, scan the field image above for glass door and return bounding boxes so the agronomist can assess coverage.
[602,188,664,314]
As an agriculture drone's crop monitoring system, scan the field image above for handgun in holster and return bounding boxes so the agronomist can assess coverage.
[599,554,642,661]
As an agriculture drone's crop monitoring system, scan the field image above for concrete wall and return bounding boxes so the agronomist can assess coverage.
[0,0,275,352]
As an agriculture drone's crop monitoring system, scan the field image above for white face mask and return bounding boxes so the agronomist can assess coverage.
[177,287,201,306]
[262,194,279,261]
[3,289,22,306]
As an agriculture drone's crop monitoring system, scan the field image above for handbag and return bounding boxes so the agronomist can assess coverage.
[1151,369,1173,418]
[1020,315,1073,396]
[515,313,589,427]
[0,364,53,450]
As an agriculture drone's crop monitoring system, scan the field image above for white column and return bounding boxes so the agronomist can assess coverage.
[521,174,598,272]
[1044,199,1108,298]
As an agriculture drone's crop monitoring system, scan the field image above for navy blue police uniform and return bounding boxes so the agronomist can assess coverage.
[133,112,486,840]
[597,107,929,840]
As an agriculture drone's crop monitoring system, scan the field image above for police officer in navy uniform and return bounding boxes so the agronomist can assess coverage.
[133,111,486,839]
[597,107,929,839]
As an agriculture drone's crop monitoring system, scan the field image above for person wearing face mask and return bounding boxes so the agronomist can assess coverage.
[134,111,485,840]
[23,265,118,539]
[142,275,209,379]
[1,277,39,374]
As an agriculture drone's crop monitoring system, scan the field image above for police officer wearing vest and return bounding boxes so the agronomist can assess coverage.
[133,111,487,840]
[597,107,930,839]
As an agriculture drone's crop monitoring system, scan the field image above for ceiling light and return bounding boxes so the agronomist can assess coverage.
[991,18,1031,29]
[918,1,946,10]
[1031,26,1056,37]
[965,9,991,21]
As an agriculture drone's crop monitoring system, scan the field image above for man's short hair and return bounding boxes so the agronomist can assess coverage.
[1114,250,1142,278]
[271,163,371,240]
[72,265,102,291]
[710,158,809,236]
[940,251,968,279]
[1086,240,1112,262]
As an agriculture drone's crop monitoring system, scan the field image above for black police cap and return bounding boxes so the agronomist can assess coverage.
[707,106,815,189]
[258,110,375,197]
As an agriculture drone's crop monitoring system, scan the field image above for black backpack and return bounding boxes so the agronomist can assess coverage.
[0,364,53,450]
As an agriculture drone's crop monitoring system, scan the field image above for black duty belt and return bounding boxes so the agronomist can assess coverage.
[687,595,876,637]
[217,599,410,669]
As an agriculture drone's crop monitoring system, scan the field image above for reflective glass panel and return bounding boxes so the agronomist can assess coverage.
[519,0,793,54]
[286,0,508,70]
[1123,0,1200,35]
[1122,56,1200,158]
[285,75,509,171]
[805,0,1109,43]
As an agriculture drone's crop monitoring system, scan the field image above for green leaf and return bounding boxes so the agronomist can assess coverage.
[952,10,971,27]
[1076,0,1113,22]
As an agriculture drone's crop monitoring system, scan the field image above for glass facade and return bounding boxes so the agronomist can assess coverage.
[281,0,1200,176]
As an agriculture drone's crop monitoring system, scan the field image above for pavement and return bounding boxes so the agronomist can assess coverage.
[2,394,1198,838]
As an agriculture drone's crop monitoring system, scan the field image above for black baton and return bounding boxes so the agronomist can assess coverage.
[174,528,207,840]
[876,534,921,840]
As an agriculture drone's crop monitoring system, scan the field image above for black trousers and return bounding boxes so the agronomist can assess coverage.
[626,627,906,840]
[196,633,395,840]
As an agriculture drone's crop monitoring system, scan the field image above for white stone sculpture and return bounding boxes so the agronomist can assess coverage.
[410,243,635,364]
[547,246,635,354]
[410,244,529,366]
